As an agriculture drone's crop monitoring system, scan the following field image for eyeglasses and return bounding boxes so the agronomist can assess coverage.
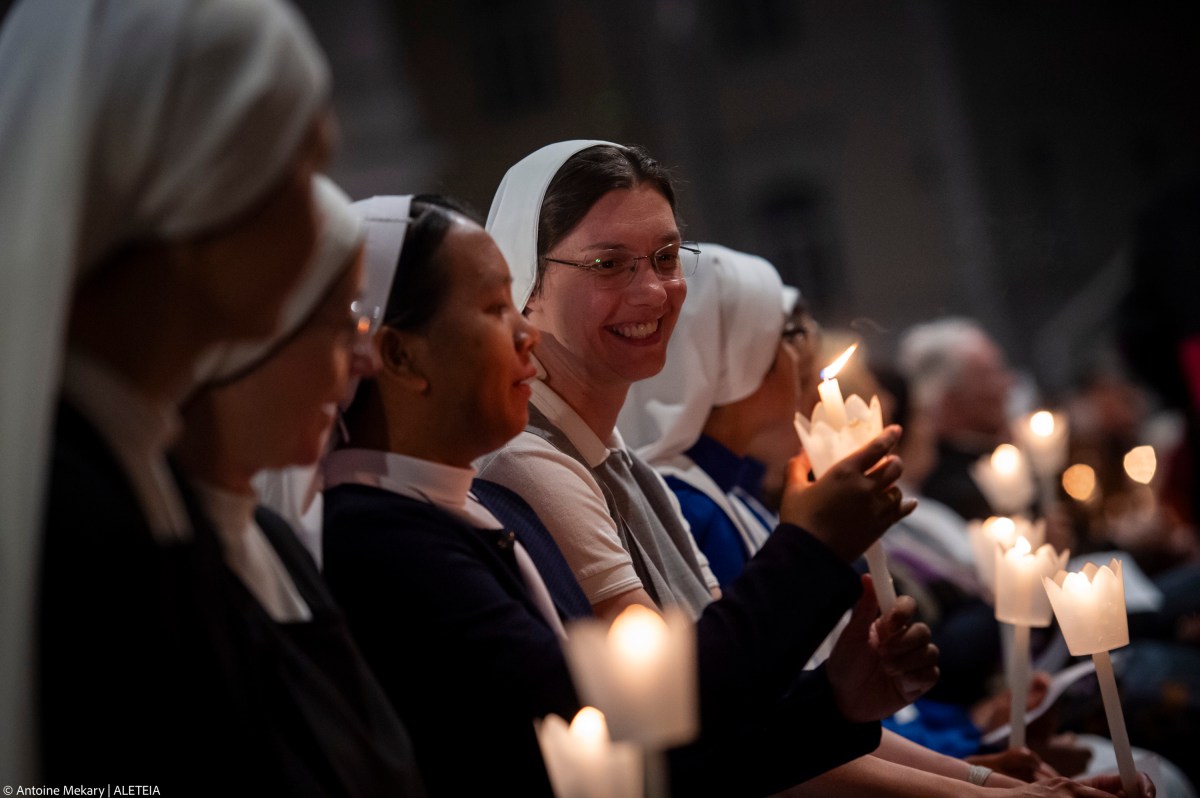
[781,316,819,345]
[543,242,701,289]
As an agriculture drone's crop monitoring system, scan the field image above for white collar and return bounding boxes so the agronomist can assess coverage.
[61,350,189,541]
[324,448,501,529]
[527,354,625,469]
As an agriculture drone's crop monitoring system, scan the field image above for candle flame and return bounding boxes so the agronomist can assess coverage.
[982,516,1017,546]
[991,444,1021,475]
[1030,411,1055,437]
[820,343,858,381]
[568,706,609,745]
[1123,445,1156,485]
[608,604,668,665]
[1013,535,1032,556]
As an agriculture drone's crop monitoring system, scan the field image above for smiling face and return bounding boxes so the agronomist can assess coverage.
[407,217,539,461]
[526,184,685,391]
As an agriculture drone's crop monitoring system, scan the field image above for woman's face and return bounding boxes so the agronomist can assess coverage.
[526,184,686,390]
[173,113,335,342]
[214,247,368,471]
[412,217,539,458]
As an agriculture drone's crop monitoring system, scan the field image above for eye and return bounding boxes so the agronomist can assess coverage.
[590,257,621,272]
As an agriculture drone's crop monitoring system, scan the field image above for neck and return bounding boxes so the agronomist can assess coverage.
[533,338,629,441]
[175,396,256,494]
[700,406,757,458]
[69,250,221,405]
[350,384,480,470]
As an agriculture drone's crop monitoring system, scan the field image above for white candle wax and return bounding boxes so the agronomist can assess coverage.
[562,606,698,747]
[536,708,643,798]
[817,377,848,429]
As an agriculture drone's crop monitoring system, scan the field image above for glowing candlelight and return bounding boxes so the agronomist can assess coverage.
[562,606,697,747]
[994,536,1069,749]
[1123,445,1156,485]
[971,444,1036,516]
[816,343,857,429]
[1014,410,1069,511]
[536,707,643,798]
[1043,560,1136,796]
[967,516,1045,597]
[1062,464,1097,502]
[794,342,897,611]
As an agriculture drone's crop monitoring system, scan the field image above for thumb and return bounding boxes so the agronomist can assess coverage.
[786,452,815,488]
[845,574,881,636]
[841,425,901,475]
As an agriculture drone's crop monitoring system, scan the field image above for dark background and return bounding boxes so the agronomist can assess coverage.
[300,1,1198,390]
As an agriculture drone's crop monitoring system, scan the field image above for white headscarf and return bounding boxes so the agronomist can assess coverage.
[486,140,619,310]
[253,194,414,564]
[618,244,788,464]
[0,0,328,779]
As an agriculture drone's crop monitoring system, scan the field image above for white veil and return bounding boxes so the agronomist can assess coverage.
[0,0,329,778]
[618,244,788,463]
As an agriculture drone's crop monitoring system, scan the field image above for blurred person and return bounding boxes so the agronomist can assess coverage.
[174,176,423,795]
[899,318,1016,520]
[0,0,353,788]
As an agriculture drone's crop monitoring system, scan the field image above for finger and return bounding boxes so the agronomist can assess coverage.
[865,454,904,487]
[884,642,940,678]
[898,665,940,700]
[896,497,918,519]
[1139,772,1156,798]
[785,454,814,489]
[840,425,901,474]
[846,574,881,635]
[876,595,918,640]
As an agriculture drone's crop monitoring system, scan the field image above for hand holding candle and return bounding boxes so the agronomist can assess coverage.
[794,343,899,612]
[1043,560,1137,797]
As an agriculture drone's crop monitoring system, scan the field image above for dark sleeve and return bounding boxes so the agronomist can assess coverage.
[665,475,748,589]
[696,522,865,732]
[670,666,881,797]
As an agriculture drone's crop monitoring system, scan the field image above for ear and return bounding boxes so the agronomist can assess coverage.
[378,327,430,395]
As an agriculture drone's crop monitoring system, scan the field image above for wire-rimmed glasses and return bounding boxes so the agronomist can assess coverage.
[543,241,701,289]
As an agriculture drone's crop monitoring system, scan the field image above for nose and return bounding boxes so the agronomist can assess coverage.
[515,316,540,353]
[349,335,382,379]
[625,257,670,305]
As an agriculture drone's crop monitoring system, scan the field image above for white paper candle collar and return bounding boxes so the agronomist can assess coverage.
[1043,559,1130,656]
[536,707,642,798]
[971,444,1036,516]
[994,536,1069,627]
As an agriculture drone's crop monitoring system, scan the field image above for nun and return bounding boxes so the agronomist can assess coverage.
[174,176,424,796]
[0,0,369,788]
[618,243,797,588]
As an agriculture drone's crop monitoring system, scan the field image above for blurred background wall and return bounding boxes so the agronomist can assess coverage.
[293,0,1200,394]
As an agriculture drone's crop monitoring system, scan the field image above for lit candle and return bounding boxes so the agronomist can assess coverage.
[994,536,1069,748]
[536,707,643,798]
[1043,560,1136,796]
[794,342,897,612]
[967,516,1045,597]
[562,605,697,747]
[1014,410,1069,511]
[1123,445,1156,485]
[971,444,1036,516]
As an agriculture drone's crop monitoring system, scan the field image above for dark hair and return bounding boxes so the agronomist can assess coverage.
[531,144,678,297]
[339,194,478,436]
[380,194,479,332]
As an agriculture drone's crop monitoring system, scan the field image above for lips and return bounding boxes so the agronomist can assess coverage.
[608,319,661,340]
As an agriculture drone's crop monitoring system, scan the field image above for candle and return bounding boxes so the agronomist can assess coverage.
[794,342,897,611]
[1123,445,1156,485]
[562,606,697,747]
[1042,560,1136,796]
[970,444,1036,516]
[994,536,1069,748]
[536,707,643,798]
[1014,410,1069,511]
[967,516,1045,597]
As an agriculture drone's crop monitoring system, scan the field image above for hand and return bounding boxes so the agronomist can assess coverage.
[782,425,917,563]
[828,575,940,722]
[971,671,1052,733]
[1077,773,1156,798]
[967,747,1060,783]
[990,777,1120,797]
[1032,733,1094,779]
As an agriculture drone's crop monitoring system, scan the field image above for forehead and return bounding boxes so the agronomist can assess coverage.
[439,217,512,289]
[559,185,678,250]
